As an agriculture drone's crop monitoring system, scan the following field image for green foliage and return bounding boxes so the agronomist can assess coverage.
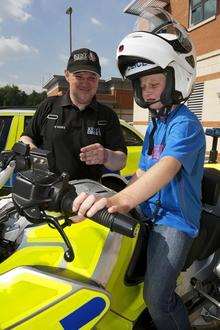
[0,85,47,107]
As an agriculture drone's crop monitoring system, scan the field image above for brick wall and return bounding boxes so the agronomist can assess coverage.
[170,0,220,56]
[114,89,133,109]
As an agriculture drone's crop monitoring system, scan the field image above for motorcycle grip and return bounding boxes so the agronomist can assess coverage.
[61,190,139,238]
[90,208,140,238]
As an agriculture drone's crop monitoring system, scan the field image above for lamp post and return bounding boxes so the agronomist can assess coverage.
[66,6,73,55]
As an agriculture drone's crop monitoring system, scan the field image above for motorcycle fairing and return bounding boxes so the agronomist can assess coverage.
[0,218,145,323]
[0,179,134,288]
[0,266,110,330]
[0,181,146,324]
[0,215,123,279]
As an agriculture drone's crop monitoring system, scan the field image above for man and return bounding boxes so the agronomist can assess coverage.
[20,48,127,180]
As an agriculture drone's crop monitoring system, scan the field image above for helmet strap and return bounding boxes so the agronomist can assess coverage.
[160,67,183,106]
[147,117,157,155]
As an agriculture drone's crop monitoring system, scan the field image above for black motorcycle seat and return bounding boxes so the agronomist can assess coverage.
[202,167,220,206]
[183,208,220,270]
[183,167,220,270]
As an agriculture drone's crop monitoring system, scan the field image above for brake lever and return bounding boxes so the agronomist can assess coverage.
[45,214,74,262]
[21,207,74,262]
[48,216,72,229]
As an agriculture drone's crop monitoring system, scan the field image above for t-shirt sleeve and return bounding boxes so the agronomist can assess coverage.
[161,119,205,174]
[103,110,127,154]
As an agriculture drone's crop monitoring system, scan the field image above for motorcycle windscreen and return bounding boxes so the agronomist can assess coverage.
[0,266,110,330]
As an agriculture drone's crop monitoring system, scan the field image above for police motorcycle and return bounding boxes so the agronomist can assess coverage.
[0,127,219,330]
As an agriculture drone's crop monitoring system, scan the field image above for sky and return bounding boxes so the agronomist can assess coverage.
[0,0,137,94]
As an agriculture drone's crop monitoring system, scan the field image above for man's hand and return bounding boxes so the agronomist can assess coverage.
[80,143,126,171]
[80,143,108,165]
[19,136,37,150]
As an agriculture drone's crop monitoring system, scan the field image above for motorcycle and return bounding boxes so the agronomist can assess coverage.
[0,128,219,330]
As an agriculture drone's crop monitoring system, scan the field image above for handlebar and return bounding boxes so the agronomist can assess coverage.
[11,169,139,262]
[58,195,140,256]
[12,169,139,239]
[91,208,139,238]
[61,192,139,238]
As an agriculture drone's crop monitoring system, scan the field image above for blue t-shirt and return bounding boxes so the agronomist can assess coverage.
[139,104,206,237]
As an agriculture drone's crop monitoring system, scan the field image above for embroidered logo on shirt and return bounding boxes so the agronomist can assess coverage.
[151,144,165,160]
[87,127,101,136]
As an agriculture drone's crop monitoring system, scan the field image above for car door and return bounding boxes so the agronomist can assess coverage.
[17,111,34,140]
[0,112,19,152]
[120,122,143,178]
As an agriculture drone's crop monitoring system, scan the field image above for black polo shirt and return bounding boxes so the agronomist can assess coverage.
[23,93,127,180]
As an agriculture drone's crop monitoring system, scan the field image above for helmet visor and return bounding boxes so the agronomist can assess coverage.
[133,6,193,53]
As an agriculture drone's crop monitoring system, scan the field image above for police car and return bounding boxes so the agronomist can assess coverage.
[0,107,143,178]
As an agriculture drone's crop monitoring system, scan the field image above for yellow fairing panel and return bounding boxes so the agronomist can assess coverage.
[96,310,133,329]
[28,219,110,277]
[0,219,110,280]
[0,267,110,330]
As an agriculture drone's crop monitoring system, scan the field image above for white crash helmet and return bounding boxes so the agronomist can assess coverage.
[117,7,196,110]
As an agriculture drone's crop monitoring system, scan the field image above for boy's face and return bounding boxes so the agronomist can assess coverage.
[140,73,166,110]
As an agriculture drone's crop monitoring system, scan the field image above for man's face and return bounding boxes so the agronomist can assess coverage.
[65,71,99,107]
[140,73,166,110]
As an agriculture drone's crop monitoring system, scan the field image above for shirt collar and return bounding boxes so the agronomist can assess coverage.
[58,92,98,112]
[157,104,182,123]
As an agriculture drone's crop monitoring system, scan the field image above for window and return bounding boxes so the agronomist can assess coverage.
[0,116,13,152]
[24,116,33,130]
[121,125,143,146]
[190,0,217,26]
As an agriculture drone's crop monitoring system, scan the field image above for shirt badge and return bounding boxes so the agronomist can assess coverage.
[87,127,101,136]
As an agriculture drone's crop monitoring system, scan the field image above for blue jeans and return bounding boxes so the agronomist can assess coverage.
[143,225,193,330]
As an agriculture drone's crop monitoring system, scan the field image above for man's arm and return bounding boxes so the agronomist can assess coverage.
[19,99,49,149]
[104,148,126,171]
[79,108,127,171]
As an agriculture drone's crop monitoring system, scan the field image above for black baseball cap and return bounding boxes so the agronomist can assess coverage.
[67,48,101,77]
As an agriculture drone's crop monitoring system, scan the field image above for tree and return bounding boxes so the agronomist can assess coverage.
[0,85,47,107]
[0,85,27,106]
[25,90,47,106]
